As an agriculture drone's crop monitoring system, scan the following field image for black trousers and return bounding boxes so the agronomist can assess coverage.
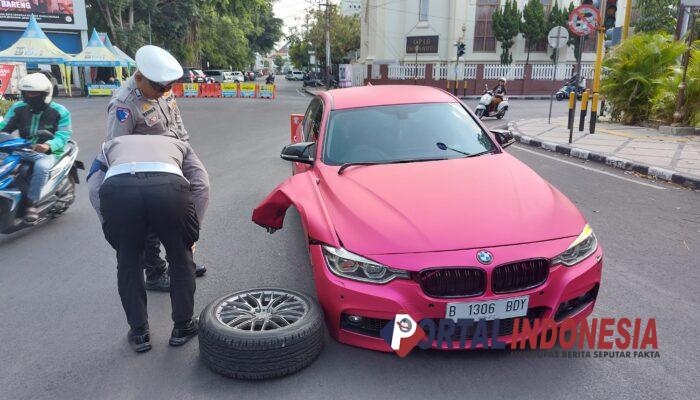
[99,173,200,332]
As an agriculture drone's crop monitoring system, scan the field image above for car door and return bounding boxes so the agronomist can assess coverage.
[294,97,323,175]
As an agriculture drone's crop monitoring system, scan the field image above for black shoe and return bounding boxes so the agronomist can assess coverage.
[169,317,198,346]
[128,329,152,353]
[24,206,39,224]
[195,263,207,277]
[145,274,170,292]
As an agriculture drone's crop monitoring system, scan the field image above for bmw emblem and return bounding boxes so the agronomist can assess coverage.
[476,250,493,265]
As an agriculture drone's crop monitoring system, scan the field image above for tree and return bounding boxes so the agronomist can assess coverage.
[274,55,285,72]
[86,0,283,68]
[304,7,360,67]
[521,0,546,64]
[288,32,310,70]
[633,0,678,34]
[493,0,522,65]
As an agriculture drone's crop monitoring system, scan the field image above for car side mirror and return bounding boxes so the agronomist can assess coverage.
[491,129,515,148]
[281,142,315,164]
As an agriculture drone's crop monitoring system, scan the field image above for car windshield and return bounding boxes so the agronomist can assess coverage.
[323,103,495,166]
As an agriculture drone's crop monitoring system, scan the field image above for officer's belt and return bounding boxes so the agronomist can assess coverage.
[104,162,185,180]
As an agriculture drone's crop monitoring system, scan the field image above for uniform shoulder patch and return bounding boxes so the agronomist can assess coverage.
[116,107,131,123]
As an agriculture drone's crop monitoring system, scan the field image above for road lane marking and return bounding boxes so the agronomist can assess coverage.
[511,145,667,190]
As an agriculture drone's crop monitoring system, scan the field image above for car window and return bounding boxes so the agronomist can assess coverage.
[302,98,323,142]
[323,103,495,165]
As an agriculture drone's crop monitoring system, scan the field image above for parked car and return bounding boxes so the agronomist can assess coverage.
[291,70,304,81]
[180,68,206,83]
[230,71,244,83]
[245,85,603,353]
[204,69,234,83]
[285,71,294,80]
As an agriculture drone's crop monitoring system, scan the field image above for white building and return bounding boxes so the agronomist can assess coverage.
[359,0,628,79]
[340,0,363,16]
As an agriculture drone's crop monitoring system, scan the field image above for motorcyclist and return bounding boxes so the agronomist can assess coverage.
[489,77,507,113]
[266,72,275,84]
[0,73,72,223]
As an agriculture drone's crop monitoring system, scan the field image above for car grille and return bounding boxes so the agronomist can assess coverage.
[492,259,550,294]
[418,268,486,298]
[340,314,390,338]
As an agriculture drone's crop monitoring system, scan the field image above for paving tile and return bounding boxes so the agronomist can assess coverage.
[623,155,673,167]
[678,150,700,160]
[617,148,677,157]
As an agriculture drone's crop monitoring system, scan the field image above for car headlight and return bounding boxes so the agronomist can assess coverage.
[552,224,598,267]
[322,245,410,284]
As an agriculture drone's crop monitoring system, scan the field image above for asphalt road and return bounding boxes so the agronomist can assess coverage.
[1,79,698,400]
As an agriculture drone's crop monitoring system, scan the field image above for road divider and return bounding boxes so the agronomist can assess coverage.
[170,82,276,99]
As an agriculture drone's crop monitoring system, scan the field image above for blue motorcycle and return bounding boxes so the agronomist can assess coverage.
[0,131,83,234]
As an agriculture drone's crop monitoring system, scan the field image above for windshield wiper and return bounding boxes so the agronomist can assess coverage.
[337,157,449,175]
[436,142,496,158]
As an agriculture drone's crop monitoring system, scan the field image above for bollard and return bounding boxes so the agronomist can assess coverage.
[567,91,575,130]
[446,80,451,91]
[579,90,589,132]
[590,93,599,134]
[463,80,468,97]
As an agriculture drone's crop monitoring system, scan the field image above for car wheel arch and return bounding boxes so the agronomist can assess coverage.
[252,171,339,246]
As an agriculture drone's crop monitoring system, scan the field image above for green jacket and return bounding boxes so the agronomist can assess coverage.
[0,101,72,157]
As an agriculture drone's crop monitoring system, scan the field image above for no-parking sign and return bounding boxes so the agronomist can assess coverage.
[568,4,600,36]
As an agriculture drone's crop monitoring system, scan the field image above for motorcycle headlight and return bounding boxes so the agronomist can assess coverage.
[322,245,410,284]
[552,224,598,267]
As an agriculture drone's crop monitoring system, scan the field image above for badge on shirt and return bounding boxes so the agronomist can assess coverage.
[116,107,130,124]
[142,103,157,118]
[145,113,160,127]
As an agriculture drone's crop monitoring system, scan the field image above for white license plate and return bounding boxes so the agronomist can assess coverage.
[445,296,529,321]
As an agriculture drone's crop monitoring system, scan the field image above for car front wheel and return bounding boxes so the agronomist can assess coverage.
[198,288,324,380]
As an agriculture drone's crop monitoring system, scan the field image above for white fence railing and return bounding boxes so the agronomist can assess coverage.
[531,63,595,80]
[433,63,448,80]
[388,63,427,80]
[483,63,525,80]
[458,63,478,80]
[351,65,366,86]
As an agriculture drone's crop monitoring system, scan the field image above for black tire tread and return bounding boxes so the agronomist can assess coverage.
[198,288,324,380]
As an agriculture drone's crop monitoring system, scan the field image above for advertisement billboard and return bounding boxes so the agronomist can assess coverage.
[0,0,75,24]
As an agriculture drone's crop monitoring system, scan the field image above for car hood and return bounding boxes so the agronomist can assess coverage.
[317,153,585,255]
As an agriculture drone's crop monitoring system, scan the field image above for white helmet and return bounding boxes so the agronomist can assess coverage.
[19,73,53,104]
[135,45,183,84]
[498,77,507,84]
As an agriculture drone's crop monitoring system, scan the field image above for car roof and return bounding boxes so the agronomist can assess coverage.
[324,85,457,110]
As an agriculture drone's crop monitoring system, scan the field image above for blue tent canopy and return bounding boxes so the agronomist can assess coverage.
[66,29,122,67]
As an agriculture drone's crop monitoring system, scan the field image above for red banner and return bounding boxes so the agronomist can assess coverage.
[0,64,15,95]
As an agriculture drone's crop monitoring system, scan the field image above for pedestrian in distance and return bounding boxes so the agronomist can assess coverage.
[87,45,210,292]
[91,134,207,352]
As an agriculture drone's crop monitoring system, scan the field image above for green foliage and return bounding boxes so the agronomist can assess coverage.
[521,0,547,64]
[87,0,282,68]
[0,99,15,116]
[493,0,522,65]
[288,7,360,70]
[273,55,285,72]
[633,0,678,34]
[602,33,686,124]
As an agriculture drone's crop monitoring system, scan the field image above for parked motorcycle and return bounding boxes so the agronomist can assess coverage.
[474,85,509,119]
[0,131,83,234]
[555,76,586,100]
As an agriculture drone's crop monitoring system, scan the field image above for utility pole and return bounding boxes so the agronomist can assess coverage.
[673,8,697,124]
[324,0,332,89]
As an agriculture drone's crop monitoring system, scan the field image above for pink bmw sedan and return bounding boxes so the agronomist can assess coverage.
[252,85,603,352]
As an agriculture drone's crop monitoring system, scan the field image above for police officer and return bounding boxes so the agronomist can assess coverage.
[88,45,209,291]
[93,134,206,352]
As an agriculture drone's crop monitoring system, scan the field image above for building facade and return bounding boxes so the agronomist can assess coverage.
[340,0,363,16]
[359,0,629,81]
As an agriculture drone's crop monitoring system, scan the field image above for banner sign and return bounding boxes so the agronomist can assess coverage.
[0,0,75,24]
[221,82,238,97]
[183,83,199,97]
[87,84,118,96]
[240,82,256,98]
[406,35,439,54]
[0,64,15,95]
[258,84,275,99]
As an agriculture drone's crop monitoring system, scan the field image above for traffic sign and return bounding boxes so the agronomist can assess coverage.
[548,26,569,48]
[568,4,600,36]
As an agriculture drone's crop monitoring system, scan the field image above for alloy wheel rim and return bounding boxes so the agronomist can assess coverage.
[215,290,307,331]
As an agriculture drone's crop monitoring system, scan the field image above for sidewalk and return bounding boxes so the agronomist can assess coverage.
[511,117,700,189]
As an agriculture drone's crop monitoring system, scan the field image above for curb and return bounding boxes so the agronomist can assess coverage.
[509,122,700,190]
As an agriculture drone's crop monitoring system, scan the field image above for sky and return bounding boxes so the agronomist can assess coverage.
[272,0,340,49]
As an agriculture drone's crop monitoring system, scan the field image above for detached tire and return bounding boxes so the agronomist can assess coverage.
[199,288,324,380]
